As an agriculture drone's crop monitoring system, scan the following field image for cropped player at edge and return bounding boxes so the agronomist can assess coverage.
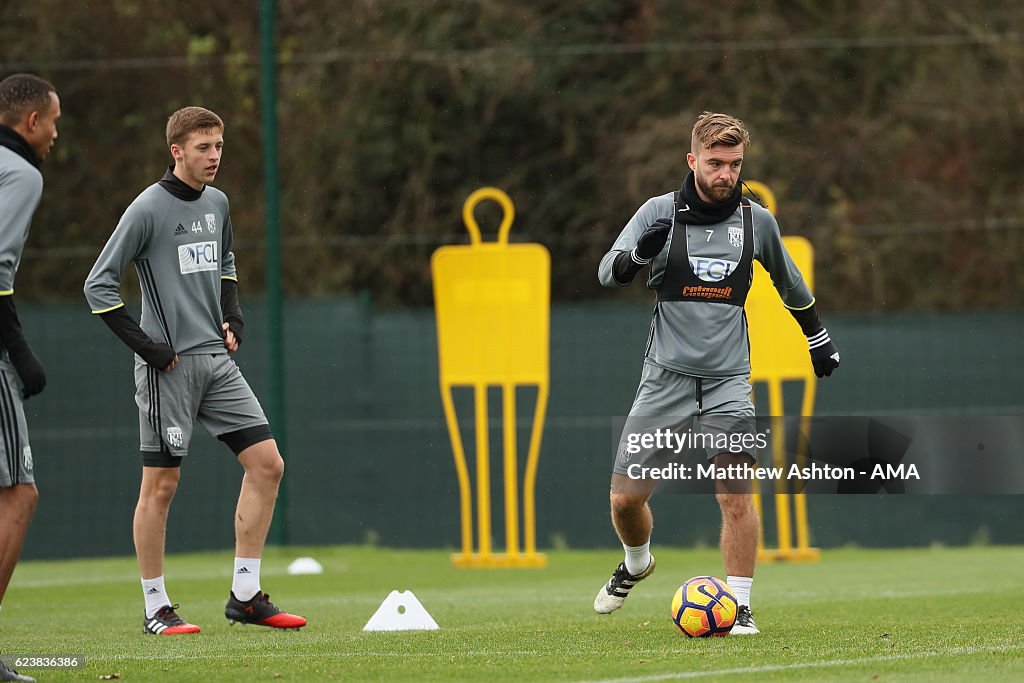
[0,72,61,683]
[83,107,306,635]
[594,112,841,635]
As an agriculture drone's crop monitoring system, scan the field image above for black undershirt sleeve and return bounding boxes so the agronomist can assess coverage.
[611,250,646,286]
[788,303,823,336]
[0,295,46,397]
[0,295,31,355]
[220,279,244,345]
[98,306,177,369]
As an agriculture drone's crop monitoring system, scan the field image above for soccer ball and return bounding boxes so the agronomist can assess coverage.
[670,576,737,637]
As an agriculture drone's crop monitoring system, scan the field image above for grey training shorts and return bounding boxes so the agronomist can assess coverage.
[0,358,34,487]
[136,353,268,458]
[613,361,757,476]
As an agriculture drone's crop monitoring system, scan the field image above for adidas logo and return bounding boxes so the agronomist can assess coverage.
[237,567,251,574]
[146,618,168,634]
[174,223,187,236]
[146,587,160,594]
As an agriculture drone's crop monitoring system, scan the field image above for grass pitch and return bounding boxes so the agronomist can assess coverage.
[3,545,1022,681]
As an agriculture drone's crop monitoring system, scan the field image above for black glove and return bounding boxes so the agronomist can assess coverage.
[807,328,840,378]
[632,217,672,262]
[8,344,45,398]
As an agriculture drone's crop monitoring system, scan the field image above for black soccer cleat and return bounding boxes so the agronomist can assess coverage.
[142,603,201,635]
[731,604,759,635]
[225,591,307,629]
[0,657,34,683]
[593,556,656,614]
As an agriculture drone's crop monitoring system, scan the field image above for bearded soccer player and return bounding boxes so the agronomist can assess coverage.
[593,112,840,634]
[84,107,306,635]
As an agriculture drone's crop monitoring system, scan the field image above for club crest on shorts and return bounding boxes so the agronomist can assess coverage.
[166,427,184,449]
[205,213,217,233]
[22,446,32,473]
[728,227,743,249]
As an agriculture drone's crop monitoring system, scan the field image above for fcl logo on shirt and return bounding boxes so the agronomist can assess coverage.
[178,241,219,274]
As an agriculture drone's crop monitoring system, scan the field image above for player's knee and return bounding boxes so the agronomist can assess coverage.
[249,452,284,485]
[268,454,284,483]
[155,480,179,507]
[24,482,38,509]
[144,471,181,507]
[15,483,38,514]
[715,491,754,520]
[610,493,647,517]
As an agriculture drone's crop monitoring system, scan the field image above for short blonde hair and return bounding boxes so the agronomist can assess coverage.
[690,111,750,154]
[166,106,224,148]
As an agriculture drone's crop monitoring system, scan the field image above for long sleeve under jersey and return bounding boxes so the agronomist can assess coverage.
[84,180,238,356]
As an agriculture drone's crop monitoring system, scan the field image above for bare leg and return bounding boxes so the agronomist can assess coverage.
[594,475,658,613]
[224,440,304,630]
[609,474,655,546]
[134,466,181,579]
[713,453,758,577]
[234,439,284,558]
[0,483,37,604]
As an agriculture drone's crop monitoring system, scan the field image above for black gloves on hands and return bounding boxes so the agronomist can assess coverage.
[807,328,841,378]
[8,344,45,399]
[611,216,674,285]
[631,217,672,263]
[788,304,840,379]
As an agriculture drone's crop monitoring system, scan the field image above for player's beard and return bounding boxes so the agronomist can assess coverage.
[695,171,736,204]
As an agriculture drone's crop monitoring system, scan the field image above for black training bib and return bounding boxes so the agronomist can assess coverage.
[656,196,754,306]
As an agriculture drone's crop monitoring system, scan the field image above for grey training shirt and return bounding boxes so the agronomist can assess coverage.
[599,192,813,377]
[84,182,238,356]
[0,146,43,295]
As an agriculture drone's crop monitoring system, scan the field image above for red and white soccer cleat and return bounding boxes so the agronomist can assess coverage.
[143,604,201,635]
[225,591,307,629]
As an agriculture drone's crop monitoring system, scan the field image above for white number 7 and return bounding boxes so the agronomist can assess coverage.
[705,230,714,242]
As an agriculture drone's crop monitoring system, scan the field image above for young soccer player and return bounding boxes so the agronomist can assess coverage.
[84,107,306,635]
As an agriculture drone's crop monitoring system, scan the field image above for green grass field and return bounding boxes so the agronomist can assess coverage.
[3,545,1022,681]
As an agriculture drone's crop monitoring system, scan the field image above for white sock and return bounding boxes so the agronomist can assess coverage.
[232,557,261,601]
[623,541,651,576]
[141,576,170,619]
[727,575,753,607]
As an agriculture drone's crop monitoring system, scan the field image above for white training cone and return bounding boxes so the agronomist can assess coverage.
[363,590,439,631]
[287,557,324,575]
